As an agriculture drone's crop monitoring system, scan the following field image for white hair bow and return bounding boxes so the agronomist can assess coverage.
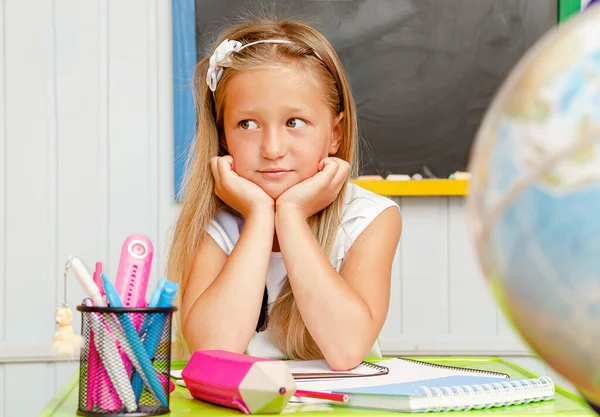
[206,38,295,92]
[206,39,243,92]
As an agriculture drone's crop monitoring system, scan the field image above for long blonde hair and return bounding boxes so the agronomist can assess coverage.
[167,16,359,360]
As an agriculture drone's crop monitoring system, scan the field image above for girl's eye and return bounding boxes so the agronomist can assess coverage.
[239,120,258,130]
[286,118,306,128]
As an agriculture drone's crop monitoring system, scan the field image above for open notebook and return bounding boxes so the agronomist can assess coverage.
[170,358,389,381]
[283,359,388,380]
[331,375,555,412]
[295,358,553,413]
[295,358,508,392]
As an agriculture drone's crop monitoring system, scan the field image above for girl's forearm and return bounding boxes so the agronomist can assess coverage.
[275,209,375,370]
[183,210,274,353]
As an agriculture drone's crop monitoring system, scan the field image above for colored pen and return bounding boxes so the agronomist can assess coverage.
[82,298,101,410]
[84,302,137,412]
[68,257,131,411]
[102,274,168,407]
[69,256,104,307]
[139,277,167,336]
[102,307,168,408]
[132,280,178,400]
[294,390,348,403]
[87,262,104,409]
[93,262,105,298]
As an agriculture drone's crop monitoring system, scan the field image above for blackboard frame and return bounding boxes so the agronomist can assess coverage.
[172,0,578,201]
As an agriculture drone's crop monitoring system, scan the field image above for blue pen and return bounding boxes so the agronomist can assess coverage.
[101,274,169,407]
[139,277,167,336]
[132,280,178,400]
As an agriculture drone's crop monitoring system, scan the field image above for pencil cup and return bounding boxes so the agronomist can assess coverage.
[76,305,177,416]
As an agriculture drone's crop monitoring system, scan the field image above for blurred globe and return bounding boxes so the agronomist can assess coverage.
[467,4,600,410]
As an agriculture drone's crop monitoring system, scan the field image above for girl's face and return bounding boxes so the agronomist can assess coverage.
[222,65,343,199]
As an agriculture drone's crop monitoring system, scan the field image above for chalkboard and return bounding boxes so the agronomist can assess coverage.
[176,0,557,193]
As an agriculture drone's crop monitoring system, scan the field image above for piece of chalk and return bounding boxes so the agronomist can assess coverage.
[411,173,423,180]
[386,174,411,181]
[450,171,471,180]
[356,175,384,180]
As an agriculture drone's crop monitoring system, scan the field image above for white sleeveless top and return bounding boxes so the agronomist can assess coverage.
[206,183,399,359]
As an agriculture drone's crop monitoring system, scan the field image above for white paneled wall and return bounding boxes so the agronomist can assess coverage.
[379,197,527,354]
[0,1,577,416]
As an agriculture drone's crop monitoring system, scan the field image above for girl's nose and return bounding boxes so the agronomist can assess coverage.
[260,128,287,160]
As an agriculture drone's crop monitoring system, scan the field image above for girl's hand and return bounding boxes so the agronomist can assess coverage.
[276,157,350,219]
[211,156,274,218]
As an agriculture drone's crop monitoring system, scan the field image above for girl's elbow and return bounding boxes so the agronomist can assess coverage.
[323,345,368,371]
[326,355,364,372]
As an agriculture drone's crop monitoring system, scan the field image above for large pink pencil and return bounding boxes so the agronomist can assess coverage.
[182,350,296,414]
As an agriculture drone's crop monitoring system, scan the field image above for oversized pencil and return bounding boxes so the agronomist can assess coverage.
[182,350,296,414]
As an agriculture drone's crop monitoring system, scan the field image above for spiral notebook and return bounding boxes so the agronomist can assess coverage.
[295,358,554,412]
[331,375,555,412]
[283,359,389,380]
[295,358,508,392]
[169,359,388,381]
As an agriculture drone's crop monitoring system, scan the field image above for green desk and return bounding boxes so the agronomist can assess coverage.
[41,357,597,416]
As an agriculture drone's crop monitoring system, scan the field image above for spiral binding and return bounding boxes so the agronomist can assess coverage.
[398,358,508,377]
[412,376,554,412]
[360,361,389,374]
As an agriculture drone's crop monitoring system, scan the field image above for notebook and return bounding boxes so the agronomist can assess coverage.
[330,375,555,412]
[283,359,389,380]
[295,358,508,392]
[170,359,389,381]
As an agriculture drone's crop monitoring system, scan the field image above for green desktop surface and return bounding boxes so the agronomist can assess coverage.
[41,357,597,416]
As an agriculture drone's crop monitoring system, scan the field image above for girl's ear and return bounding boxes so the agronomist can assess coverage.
[328,112,344,155]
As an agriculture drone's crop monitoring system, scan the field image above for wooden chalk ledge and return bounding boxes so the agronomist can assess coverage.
[350,179,469,196]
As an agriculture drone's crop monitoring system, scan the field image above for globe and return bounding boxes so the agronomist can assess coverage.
[467,4,600,412]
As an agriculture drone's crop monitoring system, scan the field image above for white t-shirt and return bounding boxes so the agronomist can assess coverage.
[206,182,400,359]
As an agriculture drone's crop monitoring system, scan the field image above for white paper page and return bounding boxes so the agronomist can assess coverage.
[296,358,507,392]
[283,402,332,413]
[284,359,381,376]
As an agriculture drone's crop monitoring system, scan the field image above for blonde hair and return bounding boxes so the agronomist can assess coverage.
[167,16,359,360]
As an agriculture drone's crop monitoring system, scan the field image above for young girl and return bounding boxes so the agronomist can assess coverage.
[167,17,402,370]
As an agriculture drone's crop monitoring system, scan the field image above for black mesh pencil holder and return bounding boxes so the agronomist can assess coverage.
[76,305,177,417]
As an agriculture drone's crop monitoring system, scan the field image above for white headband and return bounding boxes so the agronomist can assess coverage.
[206,38,319,92]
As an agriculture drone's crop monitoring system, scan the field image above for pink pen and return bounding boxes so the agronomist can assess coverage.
[86,265,107,410]
[85,303,99,409]
[93,262,105,299]
[82,297,121,412]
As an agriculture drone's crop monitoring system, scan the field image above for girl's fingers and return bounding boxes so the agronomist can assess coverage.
[221,155,234,166]
[218,156,233,174]
[217,156,235,184]
[318,158,340,184]
[331,159,350,188]
[210,156,221,185]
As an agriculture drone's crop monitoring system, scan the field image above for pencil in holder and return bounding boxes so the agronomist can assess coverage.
[76,305,177,416]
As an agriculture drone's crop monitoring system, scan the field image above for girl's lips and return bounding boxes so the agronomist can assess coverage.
[258,170,292,179]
